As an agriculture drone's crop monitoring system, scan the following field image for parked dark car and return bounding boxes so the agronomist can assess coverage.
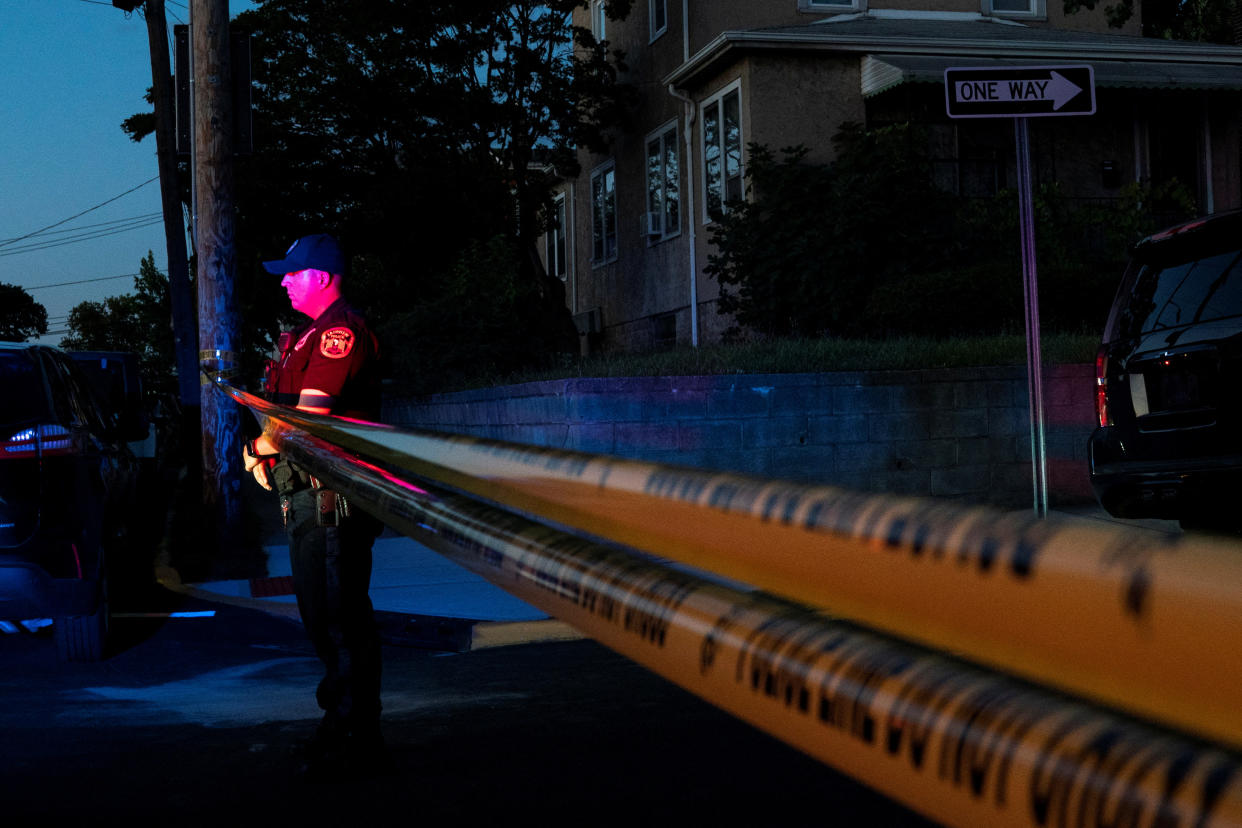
[0,342,138,660]
[1089,209,1242,531]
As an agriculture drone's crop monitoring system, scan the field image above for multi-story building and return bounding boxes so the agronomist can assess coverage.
[544,0,1242,353]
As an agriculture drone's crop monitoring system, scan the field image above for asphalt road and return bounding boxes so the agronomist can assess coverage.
[0,576,936,827]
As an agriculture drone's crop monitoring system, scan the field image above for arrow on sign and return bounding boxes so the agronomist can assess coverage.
[954,71,1084,110]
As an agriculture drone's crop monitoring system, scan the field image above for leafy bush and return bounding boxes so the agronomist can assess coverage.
[379,235,577,394]
[707,125,958,339]
[706,123,1197,342]
[449,331,1102,392]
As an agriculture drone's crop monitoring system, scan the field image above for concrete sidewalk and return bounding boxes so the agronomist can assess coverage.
[170,477,1180,653]
[159,478,581,652]
[183,530,583,651]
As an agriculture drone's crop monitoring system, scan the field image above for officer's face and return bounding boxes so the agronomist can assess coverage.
[281,269,322,314]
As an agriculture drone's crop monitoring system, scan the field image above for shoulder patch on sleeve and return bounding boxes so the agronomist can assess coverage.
[319,327,355,359]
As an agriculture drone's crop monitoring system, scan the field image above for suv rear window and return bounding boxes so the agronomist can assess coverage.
[1110,240,1242,341]
[0,351,48,425]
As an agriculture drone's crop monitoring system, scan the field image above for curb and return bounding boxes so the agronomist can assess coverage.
[156,563,582,652]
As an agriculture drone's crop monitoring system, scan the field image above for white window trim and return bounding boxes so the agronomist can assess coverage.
[983,0,1046,21]
[591,0,607,41]
[699,79,744,226]
[644,119,681,244]
[798,0,866,13]
[649,0,668,43]
[590,159,618,266]
[546,192,569,281]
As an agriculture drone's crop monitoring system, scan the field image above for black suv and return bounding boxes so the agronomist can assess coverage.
[1089,209,1242,530]
[0,343,138,659]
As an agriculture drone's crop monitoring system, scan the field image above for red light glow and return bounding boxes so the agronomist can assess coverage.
[1095,347,1110,428]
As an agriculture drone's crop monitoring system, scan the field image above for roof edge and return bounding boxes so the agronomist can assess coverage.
[664,26,1242,89]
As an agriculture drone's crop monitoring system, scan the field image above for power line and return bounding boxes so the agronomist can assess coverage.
[0,217,165,257]
[0,176,159,250]
[0,212,164,244]
[24,272,158,292]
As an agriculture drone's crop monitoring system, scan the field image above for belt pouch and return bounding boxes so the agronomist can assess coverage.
[271,461,298,495]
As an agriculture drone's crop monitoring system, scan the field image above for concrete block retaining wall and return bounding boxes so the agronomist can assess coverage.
[382,364,1097,508]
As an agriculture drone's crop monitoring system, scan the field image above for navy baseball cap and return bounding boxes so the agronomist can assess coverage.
[262,233,345,276]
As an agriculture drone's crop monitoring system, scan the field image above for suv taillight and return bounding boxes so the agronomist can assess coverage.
[2,424,79,458]
[1095,346,1111,428]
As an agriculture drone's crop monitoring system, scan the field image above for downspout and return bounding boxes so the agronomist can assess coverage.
[568,185,578,314]
[670,0,700,346]
[1201,97,1215,214]
[682,0,690,61]
[669,85,699,348]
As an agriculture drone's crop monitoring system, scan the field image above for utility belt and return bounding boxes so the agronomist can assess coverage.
[272,459,352,528]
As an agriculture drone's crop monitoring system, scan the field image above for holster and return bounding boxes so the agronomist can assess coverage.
[315,489,351,527]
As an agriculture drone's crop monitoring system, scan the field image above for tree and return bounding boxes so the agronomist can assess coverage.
[229,0,633,386]
[60,252,177,394]
[121,1,634,391]
[444,1,636,360]
[120,85,158,146]
[1063,0,1241,41]
[0,284,48,342]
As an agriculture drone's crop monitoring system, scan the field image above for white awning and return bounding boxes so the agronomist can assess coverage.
[862,54,1242,97]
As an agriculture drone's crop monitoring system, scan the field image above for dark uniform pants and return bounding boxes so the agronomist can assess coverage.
[284,487,383,735]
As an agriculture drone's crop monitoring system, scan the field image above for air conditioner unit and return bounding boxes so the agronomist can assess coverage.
[643,211,663,237]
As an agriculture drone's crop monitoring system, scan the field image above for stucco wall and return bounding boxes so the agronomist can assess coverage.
[383,364,1097,508]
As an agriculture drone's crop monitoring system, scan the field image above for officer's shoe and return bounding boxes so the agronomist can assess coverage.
[294,716,349,780]
[296,744,347,781]
[345,725,395,779]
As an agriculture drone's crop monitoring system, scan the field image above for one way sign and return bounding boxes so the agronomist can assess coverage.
[945,65,1095,119]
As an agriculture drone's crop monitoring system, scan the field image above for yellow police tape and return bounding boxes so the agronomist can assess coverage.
[217,381,1242,753]
[260,406,1242,828]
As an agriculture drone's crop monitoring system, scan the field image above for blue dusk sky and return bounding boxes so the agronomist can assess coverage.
[1,0,258,344]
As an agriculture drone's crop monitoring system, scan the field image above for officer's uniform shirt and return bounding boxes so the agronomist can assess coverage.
[269,297,381,420]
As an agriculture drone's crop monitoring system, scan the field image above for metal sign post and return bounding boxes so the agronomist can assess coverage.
[945,65,1096,517]
[1013,118,1048,517]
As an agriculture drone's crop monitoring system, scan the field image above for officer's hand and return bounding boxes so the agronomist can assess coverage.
[252,461,272,491]
[243,440,273,490]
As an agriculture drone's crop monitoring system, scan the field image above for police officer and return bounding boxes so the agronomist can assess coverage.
[241,233,387,777]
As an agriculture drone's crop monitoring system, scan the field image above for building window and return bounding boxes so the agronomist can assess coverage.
[645,122,680,242]
[701,82,743,222]
[649,0,667,41]
[799,0,865,12]
[590,161,617,263]
[546,193,567,280]
[652,312,677,350]
[591,0,607,41]
[984,0,1045,19]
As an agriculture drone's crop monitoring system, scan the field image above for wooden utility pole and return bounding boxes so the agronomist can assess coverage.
[190,0,242,542]
[140,0,200,459]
